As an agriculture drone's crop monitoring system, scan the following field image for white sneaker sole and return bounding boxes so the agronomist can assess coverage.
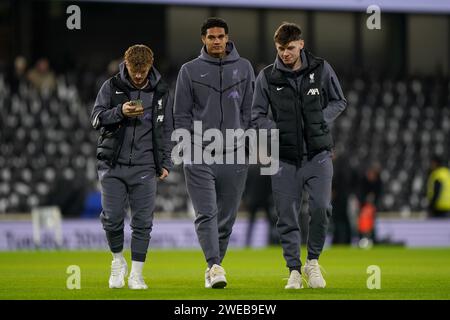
[109,281,125,289]
[305,275,326,288]
[307,280,326,289]
[285,284,303,289]
[128,284,148,290]
[211,276,227,289]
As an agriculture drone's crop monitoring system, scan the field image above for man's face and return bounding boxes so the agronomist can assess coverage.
[126,62,151,88]
[202,27,228,58]
[276,40,304,68]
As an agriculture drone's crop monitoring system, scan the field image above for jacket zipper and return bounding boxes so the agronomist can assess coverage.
[219,59,224,130]
[128,90,140,166]
[294,79,303,166]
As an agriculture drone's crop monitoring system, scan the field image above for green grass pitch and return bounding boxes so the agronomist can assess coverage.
[0,246,449,300]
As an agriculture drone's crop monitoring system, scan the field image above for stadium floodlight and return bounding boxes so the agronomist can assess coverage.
[31,206,63,249]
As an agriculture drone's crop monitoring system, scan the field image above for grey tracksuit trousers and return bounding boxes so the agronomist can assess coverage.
[271,150,333,269]
[98,162,156,262]
[184,162,248,267]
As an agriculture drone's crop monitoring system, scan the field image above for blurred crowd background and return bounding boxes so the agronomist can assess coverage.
[0,0,449,246]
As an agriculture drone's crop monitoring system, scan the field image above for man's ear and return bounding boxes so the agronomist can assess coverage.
[299,39,305,50]
[201,35,206,45]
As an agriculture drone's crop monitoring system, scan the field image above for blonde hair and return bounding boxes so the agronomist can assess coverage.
[124,44,154,70]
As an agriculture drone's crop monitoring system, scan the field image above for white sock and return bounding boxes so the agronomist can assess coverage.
[131,261,144,276]
[112,251,124,261]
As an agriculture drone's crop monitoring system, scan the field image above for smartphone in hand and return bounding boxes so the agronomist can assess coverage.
[129,99,143,108]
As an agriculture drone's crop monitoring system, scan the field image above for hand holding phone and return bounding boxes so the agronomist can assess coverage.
[122,100,144,117]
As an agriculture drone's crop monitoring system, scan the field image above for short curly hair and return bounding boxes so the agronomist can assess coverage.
[124,44,154,70]
[201,17,229,36]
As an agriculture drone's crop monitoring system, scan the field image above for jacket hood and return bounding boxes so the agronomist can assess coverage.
[274,49,310,75]
[199,41,240,65]
[118,61,161,90]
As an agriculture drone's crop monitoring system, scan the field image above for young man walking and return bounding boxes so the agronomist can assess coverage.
[174,17,255,288]
[252,22,347,289]
[91,44,173,289]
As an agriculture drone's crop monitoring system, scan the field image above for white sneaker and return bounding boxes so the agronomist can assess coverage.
[303,259,326,288]
[109,258,128,289]
[128,273,148,290]
[205,268,211,288]
[285,270,303,289]
[209,264,227,289]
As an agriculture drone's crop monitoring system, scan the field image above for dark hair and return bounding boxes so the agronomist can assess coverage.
[274,22,302,45]
[201,17,229,36]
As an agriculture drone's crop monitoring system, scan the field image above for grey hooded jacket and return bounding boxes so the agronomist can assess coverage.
[174,41,255,151]
[91,62,174,170]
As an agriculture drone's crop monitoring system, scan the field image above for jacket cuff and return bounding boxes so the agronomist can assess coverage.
[162,161,173,173]
[117,103,125,119]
